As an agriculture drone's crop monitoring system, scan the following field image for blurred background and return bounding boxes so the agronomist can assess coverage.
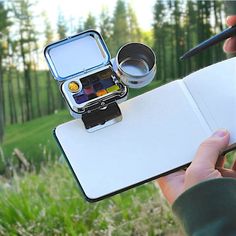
[0,0,235,235]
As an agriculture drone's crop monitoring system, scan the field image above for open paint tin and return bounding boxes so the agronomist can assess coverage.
[44,30,128,131]
[44,30,156,131]
[116,43,156,88]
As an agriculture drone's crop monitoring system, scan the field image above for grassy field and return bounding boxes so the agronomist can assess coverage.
[0,79,183,235]
[1,79,163,173]
[0,162,180,236]
[1,110,71,174]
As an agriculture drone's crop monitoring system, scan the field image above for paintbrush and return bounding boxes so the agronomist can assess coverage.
[180,25,236,60]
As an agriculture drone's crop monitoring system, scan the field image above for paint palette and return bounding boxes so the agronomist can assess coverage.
[44,30,128,131]
[71,68,120,105]
[60,65,127,116]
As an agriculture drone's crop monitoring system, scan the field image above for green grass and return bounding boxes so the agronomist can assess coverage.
[1,79,163,174]
[0,110,71,173]
[0,162,180,235]
[0,79,182,235]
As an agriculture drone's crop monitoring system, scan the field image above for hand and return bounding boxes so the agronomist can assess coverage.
[223,16,236,53]
[157,130,236,205]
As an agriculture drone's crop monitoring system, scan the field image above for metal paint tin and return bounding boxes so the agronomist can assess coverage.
[44,30,156,131]
[115,43,156,88]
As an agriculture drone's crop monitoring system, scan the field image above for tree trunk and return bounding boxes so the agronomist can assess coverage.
[0,54,4,142]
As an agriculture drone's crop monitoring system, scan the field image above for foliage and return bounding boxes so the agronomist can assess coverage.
[0,79,162,174]
[0,162,180,235]
[0,110,70,174]
[0,0,229,139]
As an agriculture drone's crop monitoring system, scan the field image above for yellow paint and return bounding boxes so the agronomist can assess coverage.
[68,81,79,92]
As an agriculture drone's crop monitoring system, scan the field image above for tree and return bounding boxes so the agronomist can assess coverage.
[99,7,112,50]
[77,18,84,33]
[0,1,11,141]
[56,12,67,109]
[84,13,96,30]
[111,0,129,54]
[127,4,141,42]
[13,0,38,121]
[44,15,56,114]
[153,0,166,81]
[57,11,67,40]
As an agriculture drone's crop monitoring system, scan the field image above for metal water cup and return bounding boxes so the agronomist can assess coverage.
[115,43,156,88]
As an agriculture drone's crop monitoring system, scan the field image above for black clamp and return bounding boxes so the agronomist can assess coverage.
[82,102,122,130]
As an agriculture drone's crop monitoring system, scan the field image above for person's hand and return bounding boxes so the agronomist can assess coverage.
[157,130,236,205]
[223,16,236,53]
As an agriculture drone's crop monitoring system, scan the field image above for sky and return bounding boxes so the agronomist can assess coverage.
[35,0,156,33]
[33,0,156,69]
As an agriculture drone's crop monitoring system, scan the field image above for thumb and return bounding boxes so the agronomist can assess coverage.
[184,130,230,190]
[192,129,230,168]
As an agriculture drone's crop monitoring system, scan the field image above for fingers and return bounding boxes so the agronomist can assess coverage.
[216,155,225,168]
[192,129,230,167]
[232,159,236,171]
[218,167,236,178]
[223,37,236,53]
[224,16,236,53]
[226,15,236,26]
[184,130,230,190]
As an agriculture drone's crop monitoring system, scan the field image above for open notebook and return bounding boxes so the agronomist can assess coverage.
[55,58,236,201]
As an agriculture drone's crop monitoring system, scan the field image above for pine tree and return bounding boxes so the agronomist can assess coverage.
[56,12,67,109]
[13,0,38,121]
[99,7,112,50]
[77,18,84,33]
[0,1,10,142]
[111,0,129,54]
[127,4,141,42]
[153,0,166,81]
[57,12,67,40]
[84,13,96,30]
[44,15,56,114]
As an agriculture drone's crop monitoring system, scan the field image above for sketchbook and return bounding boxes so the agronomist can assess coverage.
[54,57,236,201]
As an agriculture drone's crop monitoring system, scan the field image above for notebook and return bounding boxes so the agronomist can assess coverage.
[54,58,236,201]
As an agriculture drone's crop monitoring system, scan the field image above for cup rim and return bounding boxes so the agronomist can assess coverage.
[115,42,156,79]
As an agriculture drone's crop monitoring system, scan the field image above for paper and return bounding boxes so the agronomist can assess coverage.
[55,58,236,201]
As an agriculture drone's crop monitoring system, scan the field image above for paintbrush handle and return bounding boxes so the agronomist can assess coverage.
[181,25,236,60]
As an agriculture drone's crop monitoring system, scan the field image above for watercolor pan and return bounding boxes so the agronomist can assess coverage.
[73,93,88,104]
[93,82,103,92]
[70,65,122,106]
[96,89,107,97]
[100,78,115,89]
[106,84,120,93]
[81,78,90,87]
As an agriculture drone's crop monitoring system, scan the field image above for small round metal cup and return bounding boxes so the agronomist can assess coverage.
[116,43,156,88]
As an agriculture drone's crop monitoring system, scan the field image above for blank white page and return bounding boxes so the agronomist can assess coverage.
[55,80,211,201]
[184,58,236,143]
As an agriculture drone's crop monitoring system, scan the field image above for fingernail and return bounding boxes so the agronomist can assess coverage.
[212,129,228,138]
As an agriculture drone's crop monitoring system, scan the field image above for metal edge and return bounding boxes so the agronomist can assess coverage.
[44,29,111,82]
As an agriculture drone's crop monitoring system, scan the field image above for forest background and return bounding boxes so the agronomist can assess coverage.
[0,0,235,235]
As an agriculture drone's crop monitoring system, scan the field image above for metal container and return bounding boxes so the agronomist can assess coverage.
[44,30,128,132]
[115,43,156,88]
[44,30,156,131]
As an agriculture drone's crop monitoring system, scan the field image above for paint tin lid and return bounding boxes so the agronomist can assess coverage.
[44,30,110,81]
